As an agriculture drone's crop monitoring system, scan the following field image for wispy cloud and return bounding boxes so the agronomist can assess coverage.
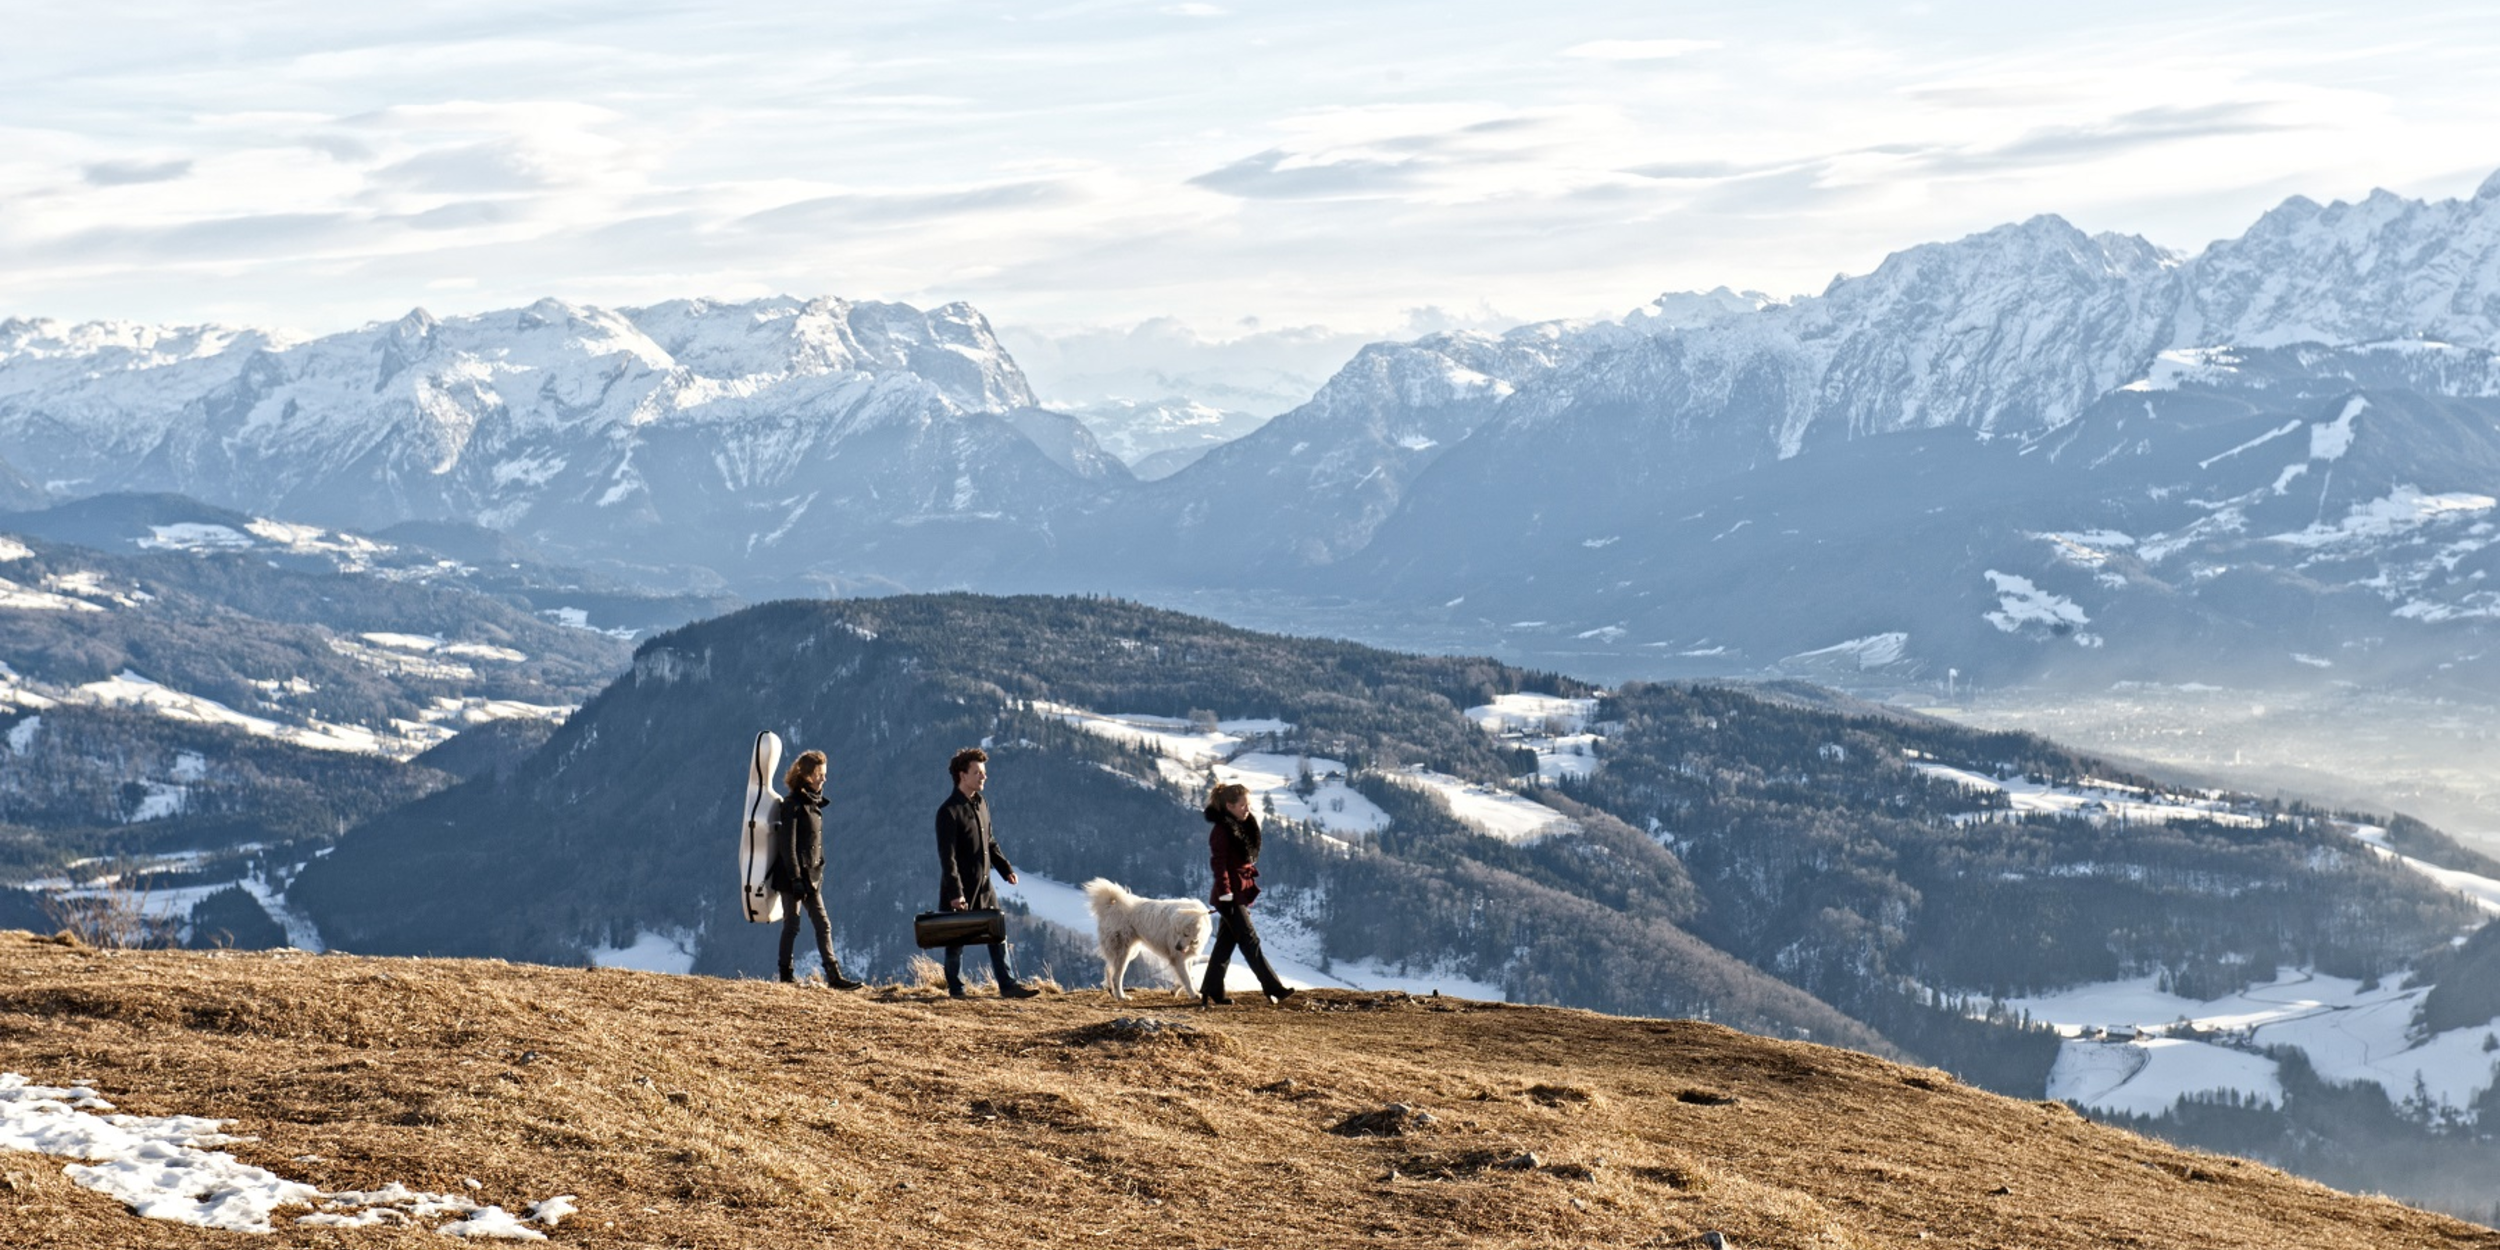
[82,159,192,186]
[0,1,2492,364]
[1189,148,1434,200]
[739,179,1089,229]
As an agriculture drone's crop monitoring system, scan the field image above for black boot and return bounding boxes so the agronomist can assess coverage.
[986,941,1037,998]
[826,964,864,991]
[777,967,796,984]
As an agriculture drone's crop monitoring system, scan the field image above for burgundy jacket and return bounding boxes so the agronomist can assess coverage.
[1208,812,1262,907]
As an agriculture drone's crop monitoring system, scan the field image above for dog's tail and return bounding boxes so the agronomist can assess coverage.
[1080,877,1131,920]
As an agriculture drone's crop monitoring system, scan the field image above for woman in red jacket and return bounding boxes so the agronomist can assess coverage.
[1199,782,1293,1006]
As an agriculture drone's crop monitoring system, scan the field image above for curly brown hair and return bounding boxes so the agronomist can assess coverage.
[948,747,989,779]
[783,749,827,793]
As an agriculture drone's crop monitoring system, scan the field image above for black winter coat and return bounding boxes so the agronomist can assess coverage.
[935,788,1014,911]
[774,784,828,894]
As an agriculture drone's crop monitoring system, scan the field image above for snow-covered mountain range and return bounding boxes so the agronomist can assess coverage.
[9,171,2500,686]
[1124,169,2500,687]
[0,297,1104,589]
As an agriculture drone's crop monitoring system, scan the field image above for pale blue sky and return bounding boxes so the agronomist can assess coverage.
[6,2,2498,376]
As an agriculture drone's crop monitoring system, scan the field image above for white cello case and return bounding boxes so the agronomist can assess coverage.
[740,730,786,923]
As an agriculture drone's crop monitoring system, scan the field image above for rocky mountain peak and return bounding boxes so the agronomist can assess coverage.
[1626,286,1780,333]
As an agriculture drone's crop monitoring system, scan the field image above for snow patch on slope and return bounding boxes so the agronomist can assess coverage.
[2265,487,2494,550]
[2309,396,2367,461]
[0,1072,578,1236]
[1982,572,2098,646]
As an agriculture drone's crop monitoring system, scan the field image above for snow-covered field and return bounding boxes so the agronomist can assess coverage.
[1039,698,1588,846]
[1463,692,1603,783]
[1032,702,1287,767]
[0,1072,575,1237]
[1909,756,2500,1125]
[1206,753,1389,838]
[1381,767,1580,844]
[1910,759,2263,828]
[2012,969,2500,1122]
[136,519,429,582]
[74,671,387,754]
[2349,824,2500,914]
[0,666,570,762]
[0,573,105,613]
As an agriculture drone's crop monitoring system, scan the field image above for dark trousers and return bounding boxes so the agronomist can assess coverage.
[778,885,836,976]
[1201,901,1285,998]
[943,939,1016,990]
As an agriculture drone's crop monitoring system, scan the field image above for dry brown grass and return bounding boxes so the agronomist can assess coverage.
[0,930,2492,1249]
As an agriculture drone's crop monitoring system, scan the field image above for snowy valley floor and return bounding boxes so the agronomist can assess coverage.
[0,933,2494,1249]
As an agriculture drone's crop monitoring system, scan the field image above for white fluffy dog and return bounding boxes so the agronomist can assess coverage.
[1081,877,1212,1001]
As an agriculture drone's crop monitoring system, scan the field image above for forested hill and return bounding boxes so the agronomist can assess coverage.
[290,596,2484,1091]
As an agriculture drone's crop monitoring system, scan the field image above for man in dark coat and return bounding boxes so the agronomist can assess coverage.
[935,747,1038,999]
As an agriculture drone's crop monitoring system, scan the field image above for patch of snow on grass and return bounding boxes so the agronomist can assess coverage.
[138,523,252,552]
[0,1073,573,1235]
[2347,824,2500,915]
[0,1072,317,1233]
[2310,396,2366,461]
[0,575,106,612]
[1465,693,1597,734]
[2124,346,2241,392]
[2016,967,2500,1121]
[357,632,527,663]
[126,781,187,822]
[0,663,57,711]
[436,1205,548,1240]
[2196,419,2303,469]
[1034,701,1274,768]
[587,928,700,975]
[2046,1036,2283,1118]
[237,872,326,952]
[1982,571,2090,636]
[2266,486,2494,550]
[1384,768,1578,844]
[537,607,638,639]
[1911,762,2261,828]
[75,671,384,755]
[1465,692,1605,783]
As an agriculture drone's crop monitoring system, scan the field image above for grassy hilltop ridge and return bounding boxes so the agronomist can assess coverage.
[0,933,2491,1249]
